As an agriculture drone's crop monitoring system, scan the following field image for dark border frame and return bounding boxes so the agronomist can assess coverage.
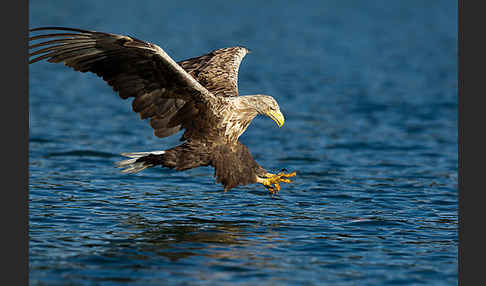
[458,0,479,285]
[3,0,28,285]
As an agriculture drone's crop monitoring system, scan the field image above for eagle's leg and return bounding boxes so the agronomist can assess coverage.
[257,171,297,194]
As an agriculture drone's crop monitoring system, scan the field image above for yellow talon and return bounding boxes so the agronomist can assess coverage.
[258,171,297,195]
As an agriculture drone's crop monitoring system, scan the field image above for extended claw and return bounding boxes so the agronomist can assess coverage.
[258,171,297,195]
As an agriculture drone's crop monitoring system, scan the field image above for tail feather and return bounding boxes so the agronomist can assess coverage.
[115,150,165,174]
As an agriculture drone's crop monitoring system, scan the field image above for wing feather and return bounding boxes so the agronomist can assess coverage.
[29,27,216,139]
[177,47,250,97]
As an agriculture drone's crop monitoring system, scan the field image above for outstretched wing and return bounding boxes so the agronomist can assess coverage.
[177,47,250,97]
[29,27,217,138]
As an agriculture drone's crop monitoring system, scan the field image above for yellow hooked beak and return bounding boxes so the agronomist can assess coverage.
[268,110,285,127]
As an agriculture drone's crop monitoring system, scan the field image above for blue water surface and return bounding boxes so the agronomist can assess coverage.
[29,1,458,285]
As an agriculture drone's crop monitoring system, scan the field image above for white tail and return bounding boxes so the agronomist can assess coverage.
[115,150,165,174]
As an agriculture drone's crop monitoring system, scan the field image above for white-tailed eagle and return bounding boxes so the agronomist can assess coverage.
[29,27,296,194]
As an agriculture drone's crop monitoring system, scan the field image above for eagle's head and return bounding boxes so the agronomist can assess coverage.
[247,94,285,128]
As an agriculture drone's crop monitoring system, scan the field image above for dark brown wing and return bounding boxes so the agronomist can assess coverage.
[177,47,250,97]
[29,27,216,138]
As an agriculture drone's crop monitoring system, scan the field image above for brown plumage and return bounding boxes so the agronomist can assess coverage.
[29,27,296,194]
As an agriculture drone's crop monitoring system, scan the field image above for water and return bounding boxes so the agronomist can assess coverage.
[29,1,458,285]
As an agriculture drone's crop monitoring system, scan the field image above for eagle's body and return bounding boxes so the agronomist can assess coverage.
[29,27,296,193]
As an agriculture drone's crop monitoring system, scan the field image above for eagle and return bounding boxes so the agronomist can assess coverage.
[29,27,296,194]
